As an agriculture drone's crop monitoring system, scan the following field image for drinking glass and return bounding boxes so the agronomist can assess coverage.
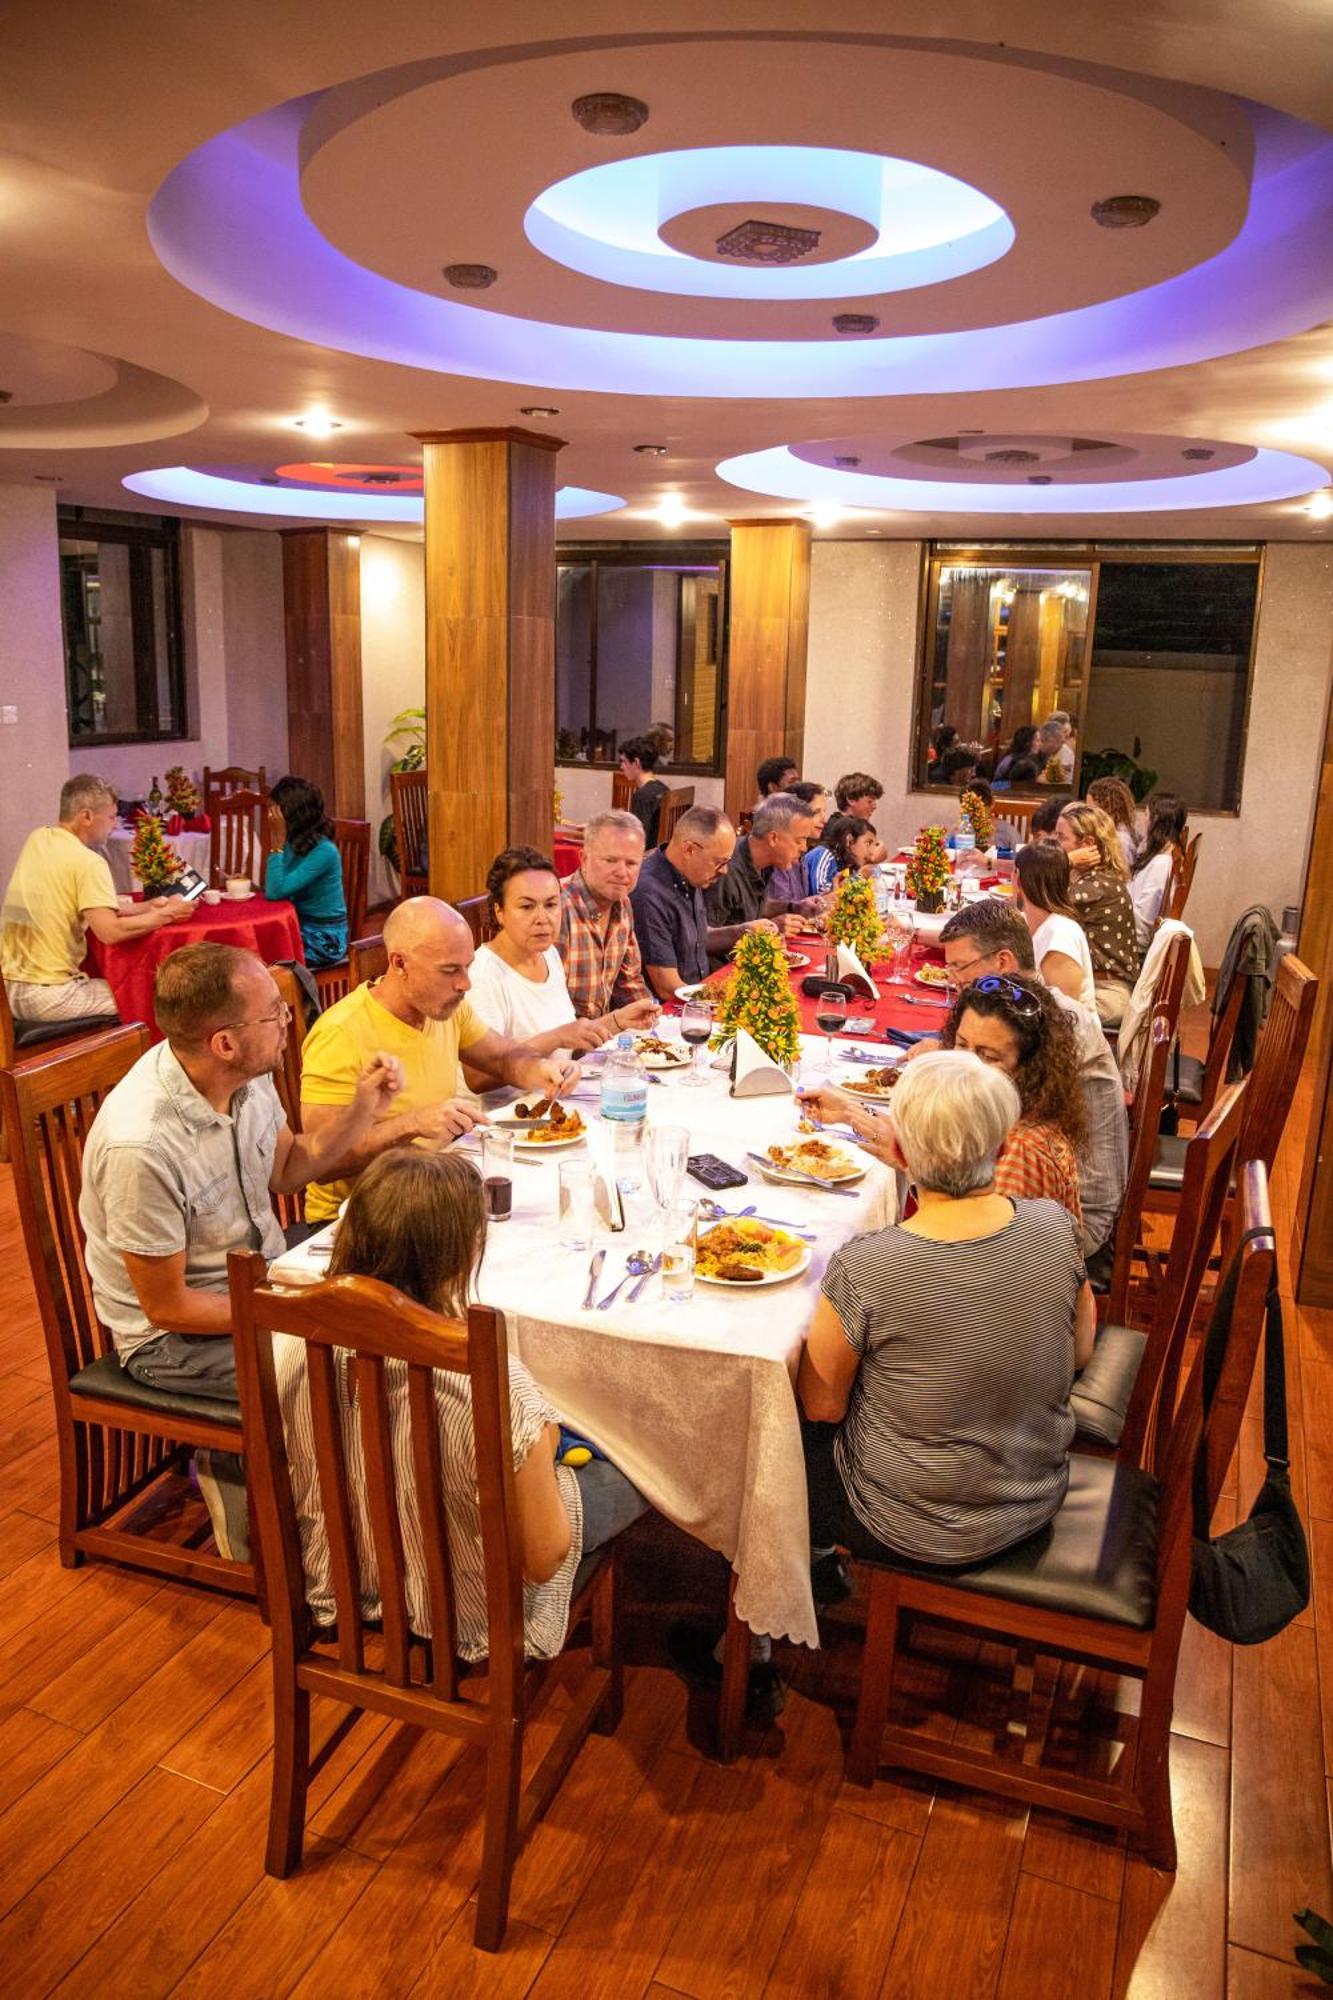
[557,1158,597,1252]
[885,908,915,984]
[815,987,847,1072]
[646,1123,689,1214]
[661,1198,697,1303]
[480,1128,514,1222]
[679,997,712,1088]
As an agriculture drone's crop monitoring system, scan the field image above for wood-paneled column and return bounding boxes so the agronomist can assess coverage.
[280,528,365,816]
[1293,662,1333,1305]
[411,428,563,906]
[724,518,811,823]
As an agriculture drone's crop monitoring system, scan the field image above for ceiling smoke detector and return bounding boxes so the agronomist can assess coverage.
[520,404,560,418]
[833,454,862,468]
[634,442,668,455]
[985,448,1041,465]
[1091,194,1161,229]
[1182,447,1216,461]
[442,263,498,289]
[715,218,822,265]
[572,93,649,135]
[832,313,879,336]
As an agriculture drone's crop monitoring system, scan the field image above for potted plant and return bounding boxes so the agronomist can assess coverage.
[906,825,950,914]
[130,814,184,897]
[377,705,426,881]
[711,928,802,1071]
[960,787,994,851]
[826,870,886,966]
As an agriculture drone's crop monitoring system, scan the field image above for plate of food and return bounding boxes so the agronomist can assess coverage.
[842,1065,901,1101]
[493,1101,588,1149]
[758,1139,866,1187]
[695,1218,812,1287]
[674,982,709,1003]
[633,1032,692,1069]
[914,962,953,990]
[785,951,811,970]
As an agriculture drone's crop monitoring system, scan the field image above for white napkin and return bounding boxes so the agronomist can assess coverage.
[730,1027,794,1098]
[835,941,878,1000]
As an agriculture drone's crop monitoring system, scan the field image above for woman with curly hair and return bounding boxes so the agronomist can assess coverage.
[940,971,1086,1227]
[1086,776,1140,872]
[1057,801,1141,1025]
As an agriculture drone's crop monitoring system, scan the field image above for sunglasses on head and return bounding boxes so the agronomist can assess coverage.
[970,973,1043,1018]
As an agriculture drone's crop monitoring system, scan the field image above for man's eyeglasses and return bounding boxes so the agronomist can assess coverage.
[944,951,995,988]
[970,973,1043,1018]
[218,999,291,1033]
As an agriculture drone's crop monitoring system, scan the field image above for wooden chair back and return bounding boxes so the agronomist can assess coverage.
[1168,834,1201,921]
[610,770,634,813]
[349,935,388,989]
[1236,953,1317,1174]
[265,967,306,1136]
[391,770,429,897]
[656,786,695,844]
[992,796,1039,842]
[204,764,267,802]
[1118,1080,1245,1464]
[0,975,15,1067]
[1105,999,1175,1326]
[457,894,497,948]
[228,1251,622,1945]
[329,818,371,939]
[210,789,267,884]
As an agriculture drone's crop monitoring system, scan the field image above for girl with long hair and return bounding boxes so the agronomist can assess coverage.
[1056,802,1141,1025]
[1014,842,1097,1009]
[264,775,348,968]
[1129,792,1188,947]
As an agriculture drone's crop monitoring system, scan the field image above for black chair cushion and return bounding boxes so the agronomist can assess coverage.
[1170,1053,1205,1106]
[14,1014,117,1050]
[1148,1133,1188,1192]
[858,1456,1159,1630]
[1070,1323,1147,1446]
[70,1351,243,1430]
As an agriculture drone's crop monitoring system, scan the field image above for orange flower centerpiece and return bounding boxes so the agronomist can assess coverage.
[905,825,951,914]
[826,869,886,967]
[712,926,802,1071]
[130,814,184,898]
[960,788,994,851]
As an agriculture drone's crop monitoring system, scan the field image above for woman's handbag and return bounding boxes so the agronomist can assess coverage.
[1189,1231,1310,1645]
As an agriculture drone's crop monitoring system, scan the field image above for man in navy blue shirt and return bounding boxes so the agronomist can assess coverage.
[631,805,737,1003]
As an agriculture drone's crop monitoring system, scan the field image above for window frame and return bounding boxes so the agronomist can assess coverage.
[554,539,730,778]
[58,508,189,749]
[912,540,1265,816]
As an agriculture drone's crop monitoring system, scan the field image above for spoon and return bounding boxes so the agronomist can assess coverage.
[596,1251,655,1310]
[625,1253,663,1303]
[696,1200,816,1241]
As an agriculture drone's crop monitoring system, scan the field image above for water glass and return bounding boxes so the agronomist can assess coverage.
[646,1123,689,1213]
[557,1158,597,1251]
[479,1128,514,1222]
[661,1199,698,1303]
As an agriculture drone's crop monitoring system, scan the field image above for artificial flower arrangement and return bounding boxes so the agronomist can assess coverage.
[130,813,184,896]
[711,926,802,1070]
[905,824,951,912]
[960,788,994,850]
[164,765,201,817]
[826,869,886,966]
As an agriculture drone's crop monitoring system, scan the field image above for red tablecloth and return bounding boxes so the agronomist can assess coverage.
[86,894,304,1041]
[554,836,583,880]
[666,930,953,1045]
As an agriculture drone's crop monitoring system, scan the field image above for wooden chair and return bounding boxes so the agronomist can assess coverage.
[610,770,634,813]
[391,770,429,897]
[1099,932,1192,1326]
[1169,972,1247,1128]
[1072,1080,1244,1458]
[656,785,695,844]
[845,1167,1276,1870]
[992,796,1040,843]
[349,935,388,989]
[1167,834,1201,922]
[228,1253,624,1951]
[204,764,267,805]
[457,894,497,948]
[312,819,372,1009]
[210,788,268,884]
[0,977,119,1162]
[1,1030,255,1595]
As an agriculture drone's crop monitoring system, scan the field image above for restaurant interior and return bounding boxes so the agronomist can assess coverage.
[2,2,1333,1994]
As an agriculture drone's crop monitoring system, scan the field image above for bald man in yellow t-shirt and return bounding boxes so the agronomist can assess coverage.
[300,898,577,1220]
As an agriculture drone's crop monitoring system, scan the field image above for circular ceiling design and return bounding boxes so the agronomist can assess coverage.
[121,465,623,523]
[716,429,1329,513]
[0,335,207,449]
[523,146,1012,299]
[144,33,1333,397]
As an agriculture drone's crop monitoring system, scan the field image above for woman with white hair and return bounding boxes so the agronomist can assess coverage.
[798,1050,1095,1580]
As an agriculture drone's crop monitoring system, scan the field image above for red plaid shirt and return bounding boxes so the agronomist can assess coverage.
[559,870,647,1018]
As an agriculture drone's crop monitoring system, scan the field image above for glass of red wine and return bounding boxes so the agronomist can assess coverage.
[816,987,847,1072]
[679,997,712,1088]
[480,1127,514,1222]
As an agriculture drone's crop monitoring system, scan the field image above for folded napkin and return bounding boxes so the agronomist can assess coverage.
[834,942,878,999]
[730,1027,794,1097]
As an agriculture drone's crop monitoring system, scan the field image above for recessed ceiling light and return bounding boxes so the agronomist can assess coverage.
[293,409,342,437]
[634,442,668,455]
[1027,474,1054,484]
[520,405,560,418]
[1309,491,1333,519]
[1091,194,1161,229]
[442,263,497,289]
[833,454,861,469]
[810,503,843,530]
[654,494,688,528]
[1182,447,1216,461]
[831,313,879,336]
[572,92,649,135]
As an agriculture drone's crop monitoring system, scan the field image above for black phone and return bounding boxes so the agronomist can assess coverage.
[175,866,208,902]
[687,1153,749,1192]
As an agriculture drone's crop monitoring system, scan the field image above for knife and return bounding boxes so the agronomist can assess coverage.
[745,1151,861,1196]
[581,1249,606,1309]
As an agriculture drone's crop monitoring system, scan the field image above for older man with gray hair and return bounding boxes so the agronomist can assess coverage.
[558,808,653,1020]
[703,792,817,964]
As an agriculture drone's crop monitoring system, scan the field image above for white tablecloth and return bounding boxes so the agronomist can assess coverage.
[102,827,212,895]
[269,1034,899,1649]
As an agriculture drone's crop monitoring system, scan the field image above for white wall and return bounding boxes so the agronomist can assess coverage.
[802,537,1333,966]
[0,485,70,882]
[359,534,425,907]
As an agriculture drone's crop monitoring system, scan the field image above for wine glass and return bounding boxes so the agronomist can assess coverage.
[679,997,712,1088]
[646,1124,689,1214]
[815,987,847,1072]
[885,908,915,985]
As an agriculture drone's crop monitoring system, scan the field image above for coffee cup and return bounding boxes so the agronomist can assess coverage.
[225,876,250,898]
[202,888,223,905]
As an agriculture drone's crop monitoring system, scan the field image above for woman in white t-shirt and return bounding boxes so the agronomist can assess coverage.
[1129,793,1188,950]
[1015,842,1097,1010]
[461,846,656,1096]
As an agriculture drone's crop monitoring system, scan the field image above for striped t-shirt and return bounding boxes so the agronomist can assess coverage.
[272,1337,583,1662]
[823,1198,1080,1563]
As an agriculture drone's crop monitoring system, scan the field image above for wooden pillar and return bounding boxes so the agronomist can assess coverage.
[280,528,364,816]
[724,519,811,823]
[1293,664,1333,1305]
[413,427,562,906]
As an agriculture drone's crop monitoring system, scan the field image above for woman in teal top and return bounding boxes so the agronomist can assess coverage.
[264,777,348,967]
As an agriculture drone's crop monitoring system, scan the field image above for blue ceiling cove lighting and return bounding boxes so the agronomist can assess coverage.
[121,467,624,523]
[524,146,1012,299]
[714,443,1332,514]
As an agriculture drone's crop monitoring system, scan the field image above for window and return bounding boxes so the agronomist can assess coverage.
[916,545,1262,810]
[59,511,187,746]
[555,544,727,772]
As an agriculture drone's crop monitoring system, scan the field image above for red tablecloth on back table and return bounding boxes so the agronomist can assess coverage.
[86,894,304,1040]
[668,929,955,1044]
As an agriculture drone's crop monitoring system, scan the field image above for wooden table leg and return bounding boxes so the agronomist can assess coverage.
[717,1576,749,1763]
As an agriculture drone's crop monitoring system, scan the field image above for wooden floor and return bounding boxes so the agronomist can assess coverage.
[1,1031,1331,1997]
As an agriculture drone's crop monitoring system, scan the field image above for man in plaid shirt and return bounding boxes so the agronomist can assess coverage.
[559,810,655,1022]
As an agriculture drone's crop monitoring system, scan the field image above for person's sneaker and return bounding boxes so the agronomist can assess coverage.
[811,1552,852,1604]
[192,1450,251,1564]
[666,1622,787,1722]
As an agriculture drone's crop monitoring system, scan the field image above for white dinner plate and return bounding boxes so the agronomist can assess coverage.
[675,983,711,1003]
[842,1076,900,1102]
[914,965,952,991]
[635,1040,692,1069]
[696,1244,812,1288]
[785,952,811,970]
[755,1152,866,1189]
[490,1104,589,1151]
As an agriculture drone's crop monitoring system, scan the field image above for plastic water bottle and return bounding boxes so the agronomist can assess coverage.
[600,1032,648,1191]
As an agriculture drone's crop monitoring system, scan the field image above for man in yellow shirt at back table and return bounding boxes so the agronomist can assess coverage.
[2,774,191,1025]
[300,897,578,1221]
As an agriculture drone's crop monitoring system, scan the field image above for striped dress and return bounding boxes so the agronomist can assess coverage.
[822,1198,1081,1563]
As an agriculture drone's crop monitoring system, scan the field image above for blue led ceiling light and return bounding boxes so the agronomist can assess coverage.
[121,466,624,523]
[714,442,1331,514]
[524,146,1012,299]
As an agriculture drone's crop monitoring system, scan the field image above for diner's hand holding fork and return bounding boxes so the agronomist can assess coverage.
[797,1084,897,1167]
